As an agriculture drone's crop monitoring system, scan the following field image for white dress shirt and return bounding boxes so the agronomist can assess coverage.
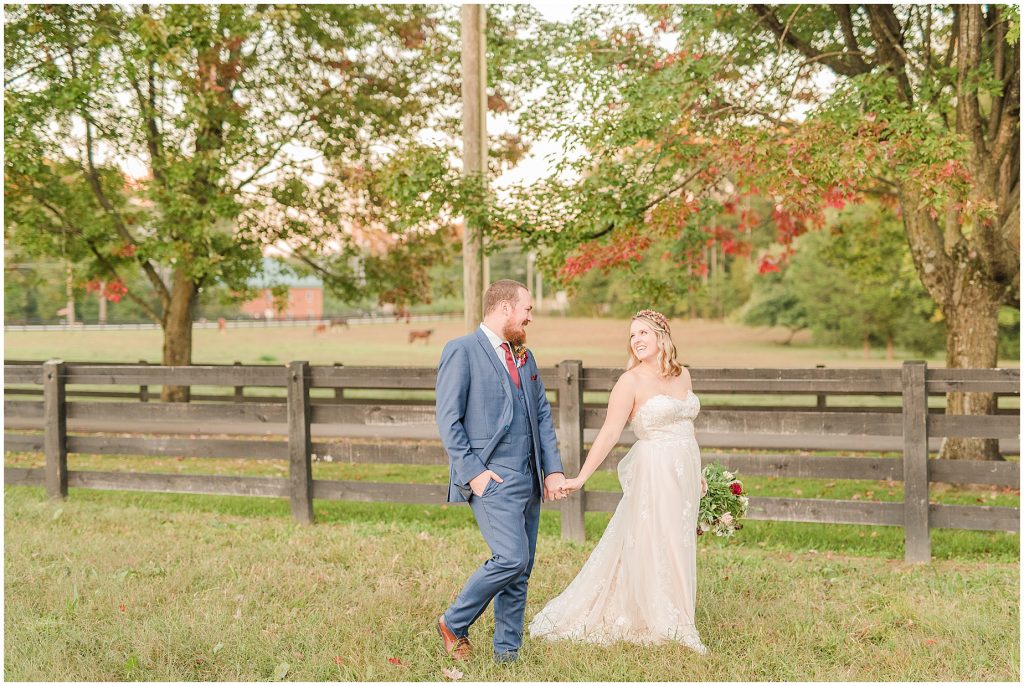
[479,323,516,372]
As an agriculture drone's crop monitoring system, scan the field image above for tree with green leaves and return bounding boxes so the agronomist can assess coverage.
[740,273,809,345]
[748,203,946,357]
[5,4,463,400]
[502,4,1018,459]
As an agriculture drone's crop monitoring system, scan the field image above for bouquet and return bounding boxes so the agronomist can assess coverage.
[697,463,748,537]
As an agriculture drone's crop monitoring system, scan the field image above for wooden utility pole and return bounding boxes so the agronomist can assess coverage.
[98,281,108,324]
[461,3,486,332]
[65,262,75,325]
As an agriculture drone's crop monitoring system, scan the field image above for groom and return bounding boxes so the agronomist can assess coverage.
[435,279,566,663]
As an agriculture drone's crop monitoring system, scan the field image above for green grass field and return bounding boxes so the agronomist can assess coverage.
[4,483,1019,681]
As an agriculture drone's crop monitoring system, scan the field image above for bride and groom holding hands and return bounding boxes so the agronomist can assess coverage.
[435,279,708,663]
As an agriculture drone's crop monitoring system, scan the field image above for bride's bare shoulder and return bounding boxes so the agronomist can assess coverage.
[610,369,643,399]
[615,368,642,388]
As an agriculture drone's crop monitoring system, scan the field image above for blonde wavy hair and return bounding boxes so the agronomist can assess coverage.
[626,310,683,377]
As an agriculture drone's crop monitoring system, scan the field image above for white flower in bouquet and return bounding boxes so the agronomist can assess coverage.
[697,462,748,538]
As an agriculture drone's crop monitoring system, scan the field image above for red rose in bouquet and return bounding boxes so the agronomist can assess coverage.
[730,482,743,495]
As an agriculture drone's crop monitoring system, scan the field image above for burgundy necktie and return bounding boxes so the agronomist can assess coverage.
[502,342,521,388]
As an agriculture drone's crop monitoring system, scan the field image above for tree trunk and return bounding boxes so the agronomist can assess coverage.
[885,337,894,360]
[940,269,1003,460]
[900,187,1007,461]
[160,267,196,402]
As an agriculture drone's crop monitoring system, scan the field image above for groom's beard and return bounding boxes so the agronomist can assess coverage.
[503,321,527,347]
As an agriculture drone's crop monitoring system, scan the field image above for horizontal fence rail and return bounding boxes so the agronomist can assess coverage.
[3,360,1019,562]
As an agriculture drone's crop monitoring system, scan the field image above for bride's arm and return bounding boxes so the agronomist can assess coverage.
[563,374,636,491]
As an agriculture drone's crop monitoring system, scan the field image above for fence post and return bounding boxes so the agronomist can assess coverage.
[333,362,344,403]
[43,359,68,500]
[815,364,826,409]
[902,360,930,563]
[557,360,585,543]
[138,359,149,402]
[287,361,314,524]
[233,361,244,402]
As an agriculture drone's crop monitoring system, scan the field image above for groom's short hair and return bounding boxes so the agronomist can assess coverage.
[484,279,528,315]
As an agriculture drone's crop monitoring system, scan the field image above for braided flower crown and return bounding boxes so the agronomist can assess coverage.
[633,309,670,332]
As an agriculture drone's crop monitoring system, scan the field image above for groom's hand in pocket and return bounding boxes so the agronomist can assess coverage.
[469,470,503,497]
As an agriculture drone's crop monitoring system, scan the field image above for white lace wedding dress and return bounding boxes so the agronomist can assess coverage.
[529,392,707,653]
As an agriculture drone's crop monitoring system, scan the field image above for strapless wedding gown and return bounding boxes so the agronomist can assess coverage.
[529,392,707,653]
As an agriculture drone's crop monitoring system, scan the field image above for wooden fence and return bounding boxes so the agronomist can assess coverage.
[4,360,1020,562]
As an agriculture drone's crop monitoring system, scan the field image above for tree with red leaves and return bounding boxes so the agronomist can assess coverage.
[499,4,1018,460]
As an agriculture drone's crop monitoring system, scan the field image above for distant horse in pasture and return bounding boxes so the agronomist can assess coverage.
[408,329,433,344]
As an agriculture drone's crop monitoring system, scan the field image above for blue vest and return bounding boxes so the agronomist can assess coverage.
[486,378,535,475]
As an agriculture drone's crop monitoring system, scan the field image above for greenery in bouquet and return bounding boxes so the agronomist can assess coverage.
[698,463,748,537]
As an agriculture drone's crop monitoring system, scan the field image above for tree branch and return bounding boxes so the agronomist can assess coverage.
[231,118,316,191]
[986,6,1005,140]
[865,5,915,104]
[991,76,1019,165]
[832,5,872,72]
[36,196,164,325]
[122,60,165,185]
[749,4,872,77]
[955,5,988,157]
[943,6,959,70]
[584,161,715,240]
[82,117,172,309]
[288,246,359,289]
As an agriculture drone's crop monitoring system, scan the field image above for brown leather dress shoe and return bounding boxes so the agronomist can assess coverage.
[437,615,472,660]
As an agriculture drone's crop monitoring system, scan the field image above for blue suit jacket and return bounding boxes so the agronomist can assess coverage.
[435,328,563,503]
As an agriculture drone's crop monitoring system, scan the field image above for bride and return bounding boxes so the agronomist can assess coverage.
[529,309,708,654]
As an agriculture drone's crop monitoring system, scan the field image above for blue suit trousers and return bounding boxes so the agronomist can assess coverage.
[442,462,541,656]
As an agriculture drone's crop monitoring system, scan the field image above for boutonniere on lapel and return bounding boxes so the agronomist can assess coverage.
[511,343,528,368]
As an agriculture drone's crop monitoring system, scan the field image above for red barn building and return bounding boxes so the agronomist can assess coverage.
[240,258,323,319]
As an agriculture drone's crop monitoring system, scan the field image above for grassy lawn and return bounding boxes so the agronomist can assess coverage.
[4,482,1018,681]
[6,447,1019,563]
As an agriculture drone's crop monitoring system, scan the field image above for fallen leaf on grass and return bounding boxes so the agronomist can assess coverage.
[924,638,937,645]
[273,662,290,680]
[387,657,407,667]
[442,666,464,680]
[333,656,344,666]
[118,603,126,613]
